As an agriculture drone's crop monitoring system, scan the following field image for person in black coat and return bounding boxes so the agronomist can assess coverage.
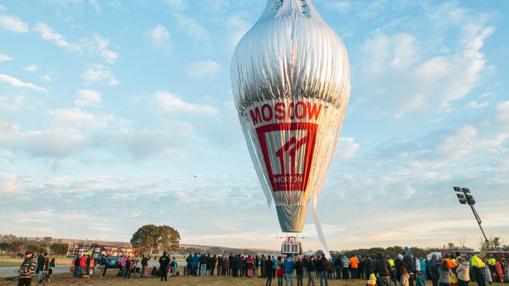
[185,254,192,275]
[74,255,81,277]
[306,257,317,285]
[295,257,304,286]
[141,254,149,278]
[376,253,391,286]
[217,255,224,276]
[36,253,46,274]
[266,255,274,286]
[402,253,416,286]
[228,254,234,276]
[210,255,217,276]
[159,252,170,281]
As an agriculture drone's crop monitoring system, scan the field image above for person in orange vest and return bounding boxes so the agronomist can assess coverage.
[444,255,458,270]
[350,255,360,279]
[89,256,95,276]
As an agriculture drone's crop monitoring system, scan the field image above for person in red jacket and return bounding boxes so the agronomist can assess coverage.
[80,255,88,277]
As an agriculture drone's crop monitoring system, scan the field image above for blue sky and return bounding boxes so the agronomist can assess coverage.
[0,0,508,251]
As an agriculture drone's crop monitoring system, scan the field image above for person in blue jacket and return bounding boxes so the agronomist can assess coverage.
[284,255,295,286]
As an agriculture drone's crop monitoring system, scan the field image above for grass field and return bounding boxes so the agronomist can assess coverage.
[0,274,506,286]
[0,257,72,267]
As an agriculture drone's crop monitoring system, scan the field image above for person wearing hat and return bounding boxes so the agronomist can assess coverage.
[18,251,37,286]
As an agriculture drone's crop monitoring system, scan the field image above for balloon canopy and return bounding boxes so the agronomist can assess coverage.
[231,0,351,233]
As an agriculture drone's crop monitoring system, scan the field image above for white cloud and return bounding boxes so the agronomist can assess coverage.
[414,56,450,83]
[0,15,29,33]
[0,174,23,194]
[187,60,220,77]
[23,129,87,158]
[0,122,88,158]
[148,25,171,50]
[0,53,12,62]
[51,108,117,129]
[357,20,495,118]
[335,137,360,160]
[361,32,419,76]
[226,15,249,49]
[162,0,188,10]
[87,0,101,13]
[24,64,38,73]
[74,89,101,107]
[82,64,118,86]
[34,23,118,62]
[52,108,94,126]
[415,25,495,107]
[79,35,118,63]
[496,101,509,124]
[466,100,488,109]
[41,74,53,82]
[437,126,478,160]
[33,22,81,52]
[0,73,47,92]
[154,90,217,115]
[324,0,352,12]
[174,14,209,42]
[118,127,192,158]
[47,0,102,12]
[0,95,24,111]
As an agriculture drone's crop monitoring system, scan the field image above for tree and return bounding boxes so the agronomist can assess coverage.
[130,224,180,254]
[0,242,9,251]
[9,241,25,253]
[27,243,46,254]
[489,237,502,250]
[50,243,69,256]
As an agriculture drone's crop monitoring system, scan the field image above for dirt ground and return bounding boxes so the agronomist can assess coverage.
[2,275,504,286]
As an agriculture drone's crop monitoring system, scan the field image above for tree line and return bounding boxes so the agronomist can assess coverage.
[0,240,68,256]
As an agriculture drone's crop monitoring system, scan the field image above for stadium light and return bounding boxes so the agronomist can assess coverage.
[452,186,489,243]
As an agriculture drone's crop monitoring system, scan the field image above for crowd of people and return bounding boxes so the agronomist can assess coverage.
[145,250,509,286]
[16,251,55,286]
[16,248,509,286]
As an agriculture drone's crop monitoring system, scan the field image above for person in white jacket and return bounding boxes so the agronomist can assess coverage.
[456,257,470,286]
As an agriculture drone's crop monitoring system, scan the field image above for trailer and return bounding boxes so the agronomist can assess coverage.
[67,242,137,258]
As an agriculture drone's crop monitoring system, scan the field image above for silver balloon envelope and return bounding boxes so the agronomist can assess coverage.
[231,0,351,236]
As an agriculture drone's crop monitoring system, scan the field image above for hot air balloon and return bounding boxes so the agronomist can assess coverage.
[231,0,350,257]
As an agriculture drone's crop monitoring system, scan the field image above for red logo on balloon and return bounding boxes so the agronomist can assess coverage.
[256,122,318,192]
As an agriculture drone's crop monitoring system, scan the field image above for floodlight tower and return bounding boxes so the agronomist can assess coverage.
[453,187,490,255]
